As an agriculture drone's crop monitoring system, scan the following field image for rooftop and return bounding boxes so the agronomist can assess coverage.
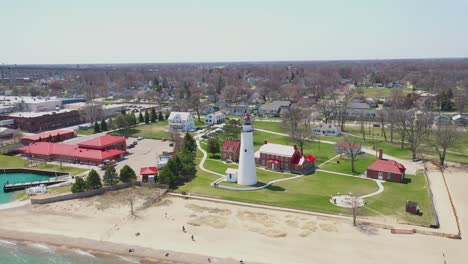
[22,129,75,141]
[368,159,406,175]
[257,143,297,157]
[4,109,75,118]
[17,142,125,161]
[78,135,127,148]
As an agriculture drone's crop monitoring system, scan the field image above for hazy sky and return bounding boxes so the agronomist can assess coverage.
[2,0,468,64]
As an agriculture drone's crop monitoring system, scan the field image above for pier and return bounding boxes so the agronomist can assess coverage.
[3,176,70,192]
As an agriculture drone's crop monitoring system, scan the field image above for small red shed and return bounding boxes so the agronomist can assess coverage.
[366,149,406,183]
[140,166,158,182]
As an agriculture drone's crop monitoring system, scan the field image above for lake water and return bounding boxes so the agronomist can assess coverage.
[0,239,139,264]
[0,172,53,203]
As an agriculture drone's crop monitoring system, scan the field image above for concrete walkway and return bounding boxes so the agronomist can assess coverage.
[425,164,459,234]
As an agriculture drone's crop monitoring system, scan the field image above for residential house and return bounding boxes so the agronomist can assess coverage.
[312,123,341,136]
[258,100,291,117]
[452,114,468,126]
[168,112,195,132]
[205,111,226,125]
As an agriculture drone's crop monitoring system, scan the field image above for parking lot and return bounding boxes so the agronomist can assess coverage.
[115,137,173,179]
[50,134,173,178]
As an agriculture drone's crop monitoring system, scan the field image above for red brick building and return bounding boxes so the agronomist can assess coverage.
[21,129,76,145]
[254,142,315,174]
[77,135,127,151]
[366,149,406,182]
[0,110,81,132]
[221,140,241,162]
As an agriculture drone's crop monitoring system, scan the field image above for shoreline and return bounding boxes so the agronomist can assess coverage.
[0,228,243,264]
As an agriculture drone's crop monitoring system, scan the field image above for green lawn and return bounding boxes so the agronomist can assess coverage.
[0,155,87,175]
[252,121,284,133]
[178,167,379,215]
[110,120,172,140]
[319,153,377,175]
[356,87,413,98]
[76,128,95,135]
[365,171,436,227]
[343,126,468,163]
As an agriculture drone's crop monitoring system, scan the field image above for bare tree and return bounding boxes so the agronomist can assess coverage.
[282,107,312,156]
[430,123,462,167]
[350,195,360,226]
[335,136,362,173]
[399,109,433,160]
[316,100,334,124]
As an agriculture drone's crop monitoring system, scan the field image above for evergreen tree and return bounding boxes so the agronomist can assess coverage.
[119,165,137,183]
[158,111,164,121]
[181,132,196,153]
[177,151,196,182]
[71,176,87,193]
[86,169,102,189]
[158,159,177,188]
[100,119,108,131]
[94,122,101,133]
[103,166,119,186]
[207,137,220,158]
[144,110,150,124]
[108,117,113,130]
[150,108,157,122]
[138,112,144,123]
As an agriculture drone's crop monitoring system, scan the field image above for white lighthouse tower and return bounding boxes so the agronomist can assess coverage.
[237,114,257,185]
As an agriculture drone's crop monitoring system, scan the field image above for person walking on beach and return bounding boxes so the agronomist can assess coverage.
[182,226,186,233]
[191,235,195,241]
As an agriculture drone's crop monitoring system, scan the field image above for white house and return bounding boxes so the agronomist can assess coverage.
[225,168,238,183]
[452,114,468,126]
[205,111,226,125]
[312,123,341,136]
[168,112,195,132]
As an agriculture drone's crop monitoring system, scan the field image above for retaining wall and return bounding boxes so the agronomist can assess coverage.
[31,182,169,205]
[1,168,68,177]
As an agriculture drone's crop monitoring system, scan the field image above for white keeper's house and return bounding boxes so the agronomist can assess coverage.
[168,112,195,132]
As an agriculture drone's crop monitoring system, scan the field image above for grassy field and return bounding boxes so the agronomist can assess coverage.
[319,153,377,175]
[178,166,379,215]
[182,121,437,226]
[365,171,436,226]
[0,155,88,175]
[76,128,94,135]
[110,120,172,139]
[343,126,468,163]
[356,87,413,98]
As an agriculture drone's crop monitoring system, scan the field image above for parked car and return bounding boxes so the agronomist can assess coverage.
[137,136,144,141]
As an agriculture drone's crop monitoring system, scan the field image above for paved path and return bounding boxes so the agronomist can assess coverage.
[425,164,459,234]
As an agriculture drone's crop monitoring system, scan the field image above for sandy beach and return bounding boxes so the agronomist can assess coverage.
[0,167,467,264]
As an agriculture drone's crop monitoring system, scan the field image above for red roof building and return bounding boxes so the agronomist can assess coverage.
[140,166,158,182]
[221,140,241,162]
[77,135,127,151]
[17,142,125,165]
[254,142,315,174]
[366,149,406,183]
[21,129,76,145]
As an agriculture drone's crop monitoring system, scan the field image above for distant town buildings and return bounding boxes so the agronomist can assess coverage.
[0,109,81,132]
[168,112,195,132]
[258,100,291,117]
[21,129,76,145]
